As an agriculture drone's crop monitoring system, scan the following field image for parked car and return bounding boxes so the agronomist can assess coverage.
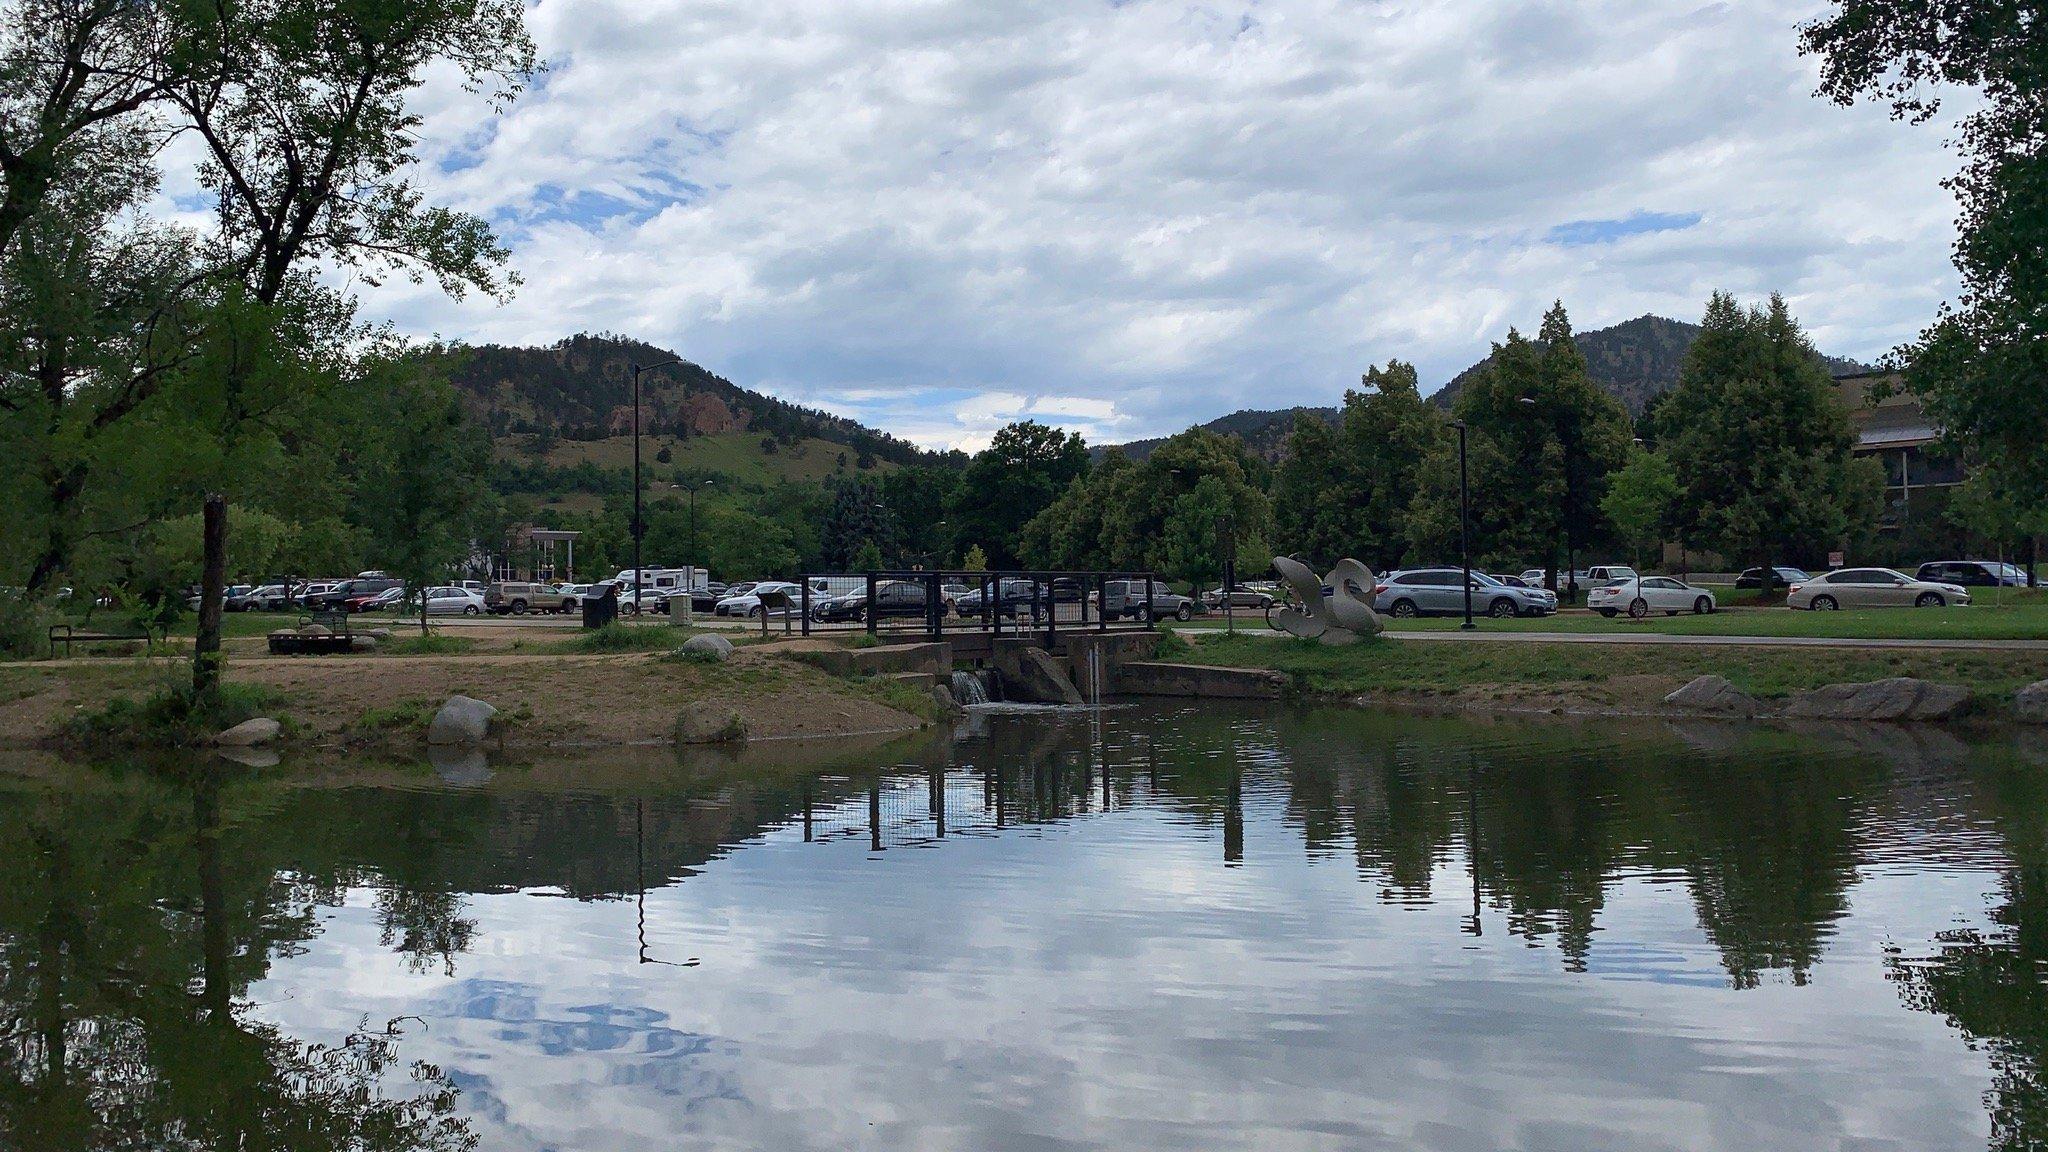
[303,577,401,612]
[1916,560,2031,588]
[1586,575,1717,618]
[1582,565,1638,588]
[1492,574,1536,589]
[343,585,407,613]
[813,580,931,623]
[616,586,670,615]
[1735,566,1812,590]
[1102,578,1197,622]
[1786,568,1971,610]
[227,584,290,612]
[484,580,552,615]
[553,583,599,612]
[292,581,341,608]
[717,581,802,618]
[422,586,486,615]
[1517,569,1595,591]
[1374,568,1557,619]
[955,578,1046,620]
[940,583,971,608]
[1204,586,1277,609]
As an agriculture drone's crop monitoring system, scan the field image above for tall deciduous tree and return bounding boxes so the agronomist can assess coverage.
[1274,360,1443,571]
[1802,2,2048,501]
[1657,293,1883,575]
[1410,304,1632,583]
[167,0,537,694]
[946,421,1090,568]
[1600,448,1679,569]
[355,359,491,635]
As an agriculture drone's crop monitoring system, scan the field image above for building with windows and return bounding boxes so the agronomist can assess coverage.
[1831,371,1964,531]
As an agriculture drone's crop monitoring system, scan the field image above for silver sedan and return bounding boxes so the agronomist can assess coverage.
[1786,568,1971,610]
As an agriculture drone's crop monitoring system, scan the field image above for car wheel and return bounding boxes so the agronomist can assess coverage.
[748,606,763,619]
[511,600,527,616]
[463,605,479,616]
[1628,598,1650,620]
[1175,603,1192,622]
[1488,598,1517,619]
[853,607,867,624]
[1916,592,1945,608]
[1812,595,1839,611]
[1597,609,1617,618]
[1693,597,1712,615]
[1389,599,1419,618]
[1134,605,1152,623]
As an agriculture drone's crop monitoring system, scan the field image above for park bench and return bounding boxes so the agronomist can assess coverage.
[47,622,159,658]
[267,610,358,655]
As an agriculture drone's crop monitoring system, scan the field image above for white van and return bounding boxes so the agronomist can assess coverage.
[612,566,709,595]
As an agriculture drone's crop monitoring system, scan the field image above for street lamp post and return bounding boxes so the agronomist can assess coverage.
[1455,420,1474,630]
[631,359,682,611]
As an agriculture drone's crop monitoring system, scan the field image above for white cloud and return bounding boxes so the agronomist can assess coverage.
[353,0,1966,448]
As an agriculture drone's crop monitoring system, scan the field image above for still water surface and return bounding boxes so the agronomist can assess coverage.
[3,706,2046,1150]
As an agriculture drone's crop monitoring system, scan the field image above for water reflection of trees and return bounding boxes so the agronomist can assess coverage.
[1889,756,2048,1152]
[0,765,477,1151]
[1129,709,1884,989]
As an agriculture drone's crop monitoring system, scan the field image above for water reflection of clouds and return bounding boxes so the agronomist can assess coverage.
[242,795,1998,1152]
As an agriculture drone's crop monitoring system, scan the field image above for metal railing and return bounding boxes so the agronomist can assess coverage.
[797,570,1167,643]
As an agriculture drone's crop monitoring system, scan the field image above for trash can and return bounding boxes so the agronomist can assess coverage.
[582,583,618,630]
[668,589,693,625]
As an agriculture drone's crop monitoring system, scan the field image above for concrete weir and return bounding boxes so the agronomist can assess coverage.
[784,632,1279,704]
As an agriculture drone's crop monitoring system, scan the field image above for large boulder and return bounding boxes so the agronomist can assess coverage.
[1782,678,1972,723]
[2017,680,2048,725]
[999,646,1085,705]
[215,717,281,747]
[929,683,962,717]
[1662,676,1762,717]
[675,706,747,745]
[679,634,735,662]
[427,695,498,745]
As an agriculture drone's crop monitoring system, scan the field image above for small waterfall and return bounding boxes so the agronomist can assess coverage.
[952,670,990,706]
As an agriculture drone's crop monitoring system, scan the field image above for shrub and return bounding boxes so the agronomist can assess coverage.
[67,681,287,747]
[0,592,54,660]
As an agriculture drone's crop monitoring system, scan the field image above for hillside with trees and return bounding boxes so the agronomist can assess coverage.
[1106,315,1868,464]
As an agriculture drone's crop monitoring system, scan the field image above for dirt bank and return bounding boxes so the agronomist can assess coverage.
[0,647,930,750]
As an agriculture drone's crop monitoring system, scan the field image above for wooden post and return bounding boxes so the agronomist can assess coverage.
[192,494,228,699]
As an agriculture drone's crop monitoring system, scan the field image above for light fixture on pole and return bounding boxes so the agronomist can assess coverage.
[1455,419,1474,631]
[630,358,682,611]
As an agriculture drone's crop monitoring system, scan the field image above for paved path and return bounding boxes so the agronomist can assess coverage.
[1381,630,2048,653]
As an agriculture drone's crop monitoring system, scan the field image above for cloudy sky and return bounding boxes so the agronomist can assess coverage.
[353,0,1964,450]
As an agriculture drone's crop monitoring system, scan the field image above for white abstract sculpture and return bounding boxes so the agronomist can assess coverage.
[1270,556,1385,644]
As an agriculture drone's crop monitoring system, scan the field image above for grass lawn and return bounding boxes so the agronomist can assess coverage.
[1181,590,2048,642]
[1179,633,2048,702]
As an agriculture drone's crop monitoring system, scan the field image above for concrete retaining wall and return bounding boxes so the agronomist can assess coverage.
[788,642,953,678]
[1116,662,1288,700]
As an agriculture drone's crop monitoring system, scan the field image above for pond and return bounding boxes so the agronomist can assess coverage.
[2,705,2044,1151]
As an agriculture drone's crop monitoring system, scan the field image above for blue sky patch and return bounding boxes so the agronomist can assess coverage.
[1546,210,1702,247]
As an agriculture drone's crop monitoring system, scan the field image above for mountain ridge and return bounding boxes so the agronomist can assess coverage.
[1102,314,1869,463]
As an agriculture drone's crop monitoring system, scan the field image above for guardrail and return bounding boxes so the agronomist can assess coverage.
[797,570,1168,643]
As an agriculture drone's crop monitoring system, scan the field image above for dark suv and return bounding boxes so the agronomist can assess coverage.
[301,577,401,612]
[1916,560,2031,587]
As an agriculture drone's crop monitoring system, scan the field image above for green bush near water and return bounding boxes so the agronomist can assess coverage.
[67,681,289,747]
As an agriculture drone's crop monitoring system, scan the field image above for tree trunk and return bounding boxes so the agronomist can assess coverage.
[192,495,228,699]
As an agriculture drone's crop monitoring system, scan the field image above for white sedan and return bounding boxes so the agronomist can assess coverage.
[422,586,486,615]
[1587,576,1717,619]
[716,581,802,618]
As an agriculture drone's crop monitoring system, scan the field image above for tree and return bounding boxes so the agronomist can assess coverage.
[1410,305,1632,583]
[1802,3,2048,499]
[1657,293,1883,576]
[820,476,894,570]
[962,544,990,573]
[945,421,1090,568]
[1600,448,1679,569]
[354,361,491,635]
[1099,429,1272,576]
[168,0,538,695]
[1274,361,1444,571]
